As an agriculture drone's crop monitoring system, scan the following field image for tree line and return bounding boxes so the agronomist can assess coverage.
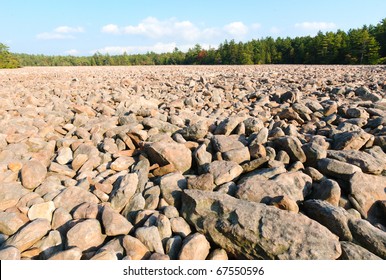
[1,18,386,68]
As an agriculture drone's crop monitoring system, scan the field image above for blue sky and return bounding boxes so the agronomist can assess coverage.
[1,0,386,55]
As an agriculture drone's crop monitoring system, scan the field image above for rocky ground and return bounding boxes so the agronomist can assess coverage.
[0,65,385,260]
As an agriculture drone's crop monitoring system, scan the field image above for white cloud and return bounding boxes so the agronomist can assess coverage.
[91,42,214,55]
[101,24,120,34]
[120,17,204,41]
[64,49,80,55]
[36,32,75,40]
[224,21,248,37]
[101,17,258,42]
[37,25,84,40]
[55,26,84,33]
[294,22,337,30]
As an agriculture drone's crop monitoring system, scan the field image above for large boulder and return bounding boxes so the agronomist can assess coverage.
[236,171,312,204]
[181,189,341,260]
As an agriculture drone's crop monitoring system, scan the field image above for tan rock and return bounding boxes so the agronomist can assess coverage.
[179,233,210,260]
[135,226,164,254]
[90,249,118,260]
[170,217,192,238]
[72,202,100,219]
[145,141,192,173]
[21,159,47,189]
[110,156,135,171]
[0,246,21,260]
[109,173,138,212]
[270,195,299,213]
[4,218,51,252]
[102,205,133,236]
[66,219,105,252]
[53,186,99,212]
[149,252,170,260]
[207,248,228,260]
[122,235,151,260]
[48,247,82,260]
[8,161,23,172]
[51,207,72,230]
[0,211,26,235]
[27,201,55,222]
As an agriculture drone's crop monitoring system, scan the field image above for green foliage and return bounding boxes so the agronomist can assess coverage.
[0,43,20,68]
[7,18,386,67]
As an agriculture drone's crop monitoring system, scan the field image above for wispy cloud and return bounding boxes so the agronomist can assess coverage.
[294,21,337,30]
[37,26,84,40]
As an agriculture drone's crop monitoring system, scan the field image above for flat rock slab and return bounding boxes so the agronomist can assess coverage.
[181,189,341,260]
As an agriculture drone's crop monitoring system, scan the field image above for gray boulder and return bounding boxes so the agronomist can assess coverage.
[181,189,341,260]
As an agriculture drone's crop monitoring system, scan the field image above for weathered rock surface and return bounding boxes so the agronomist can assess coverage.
[53,186,99,212]
[0,212,26,235]
[273,136,307,163]
[348,219,386,259]
[21,160,47,190]
[66,219,106,252]
[0,183,25,211]
[327,150,385,174]
[340,241,382,260]
[102,205,133,236]
[145,141,192,173]
[181,189,341,259]
[4,218,51,252]
[236,171,312,204]
[0,246,21,260]
[349,172,386,219]
[1,65,385,260]
[207,160,243,186]
[178,233,210,260]
[122,235,151,260]
[303,200,352,241]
